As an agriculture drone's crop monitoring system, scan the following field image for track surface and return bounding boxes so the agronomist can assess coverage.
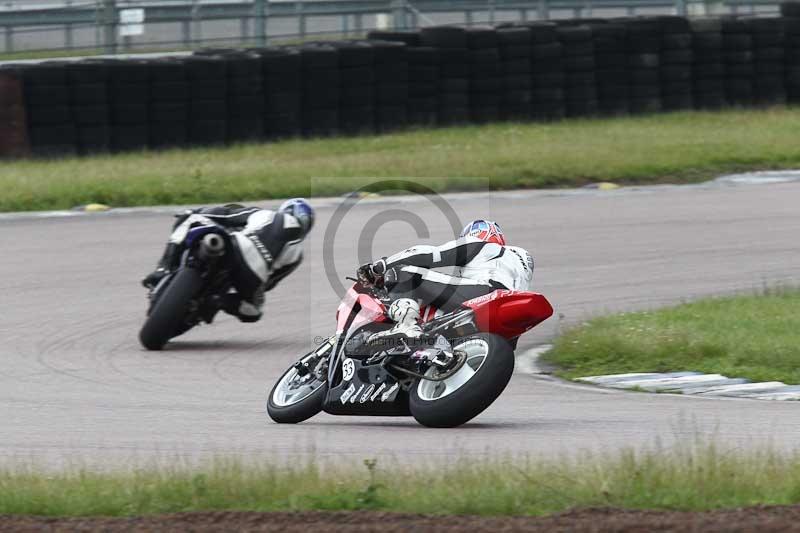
[1,181,799,466]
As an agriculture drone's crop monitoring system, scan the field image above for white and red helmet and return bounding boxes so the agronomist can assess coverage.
[459,219,506,246]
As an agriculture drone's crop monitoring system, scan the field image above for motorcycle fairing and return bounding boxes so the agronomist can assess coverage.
[323,357,410,416]
[461,290,554,339]
[336,284,387,335]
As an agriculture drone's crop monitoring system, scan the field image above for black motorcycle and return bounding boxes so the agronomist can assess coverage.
[139,225,233,351]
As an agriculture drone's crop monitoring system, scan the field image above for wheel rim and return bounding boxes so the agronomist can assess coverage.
[272,355,326,407]
[416,339,489,401]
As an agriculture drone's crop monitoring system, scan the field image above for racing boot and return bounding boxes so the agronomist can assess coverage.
[368,298,424,350]
[142,243,181,289]
[220,292,263,323]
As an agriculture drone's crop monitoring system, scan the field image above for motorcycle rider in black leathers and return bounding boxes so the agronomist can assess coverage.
[359,220,534,347]
[142,198,314,322]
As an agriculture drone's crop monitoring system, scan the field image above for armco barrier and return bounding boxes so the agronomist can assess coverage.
[5,5,800,158]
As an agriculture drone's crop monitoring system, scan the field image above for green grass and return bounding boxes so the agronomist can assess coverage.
[4,438,800,517]
[1,107,800,212]
[543,288,800,384]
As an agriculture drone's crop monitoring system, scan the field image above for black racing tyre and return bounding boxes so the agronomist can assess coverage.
[409,333,514,428]
[139,268,204,351]
[368,30,422,47]
[267,352,329,424]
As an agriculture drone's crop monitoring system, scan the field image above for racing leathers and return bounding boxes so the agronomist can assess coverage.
[376,235,534,314]
[144,205,304,322]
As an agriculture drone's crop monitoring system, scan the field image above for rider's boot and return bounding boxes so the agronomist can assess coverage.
[220,292,263,323]
[142,243,181,289]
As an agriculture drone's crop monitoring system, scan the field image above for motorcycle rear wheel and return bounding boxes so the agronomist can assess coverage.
[409,333,514,428]
[139,267,203,351]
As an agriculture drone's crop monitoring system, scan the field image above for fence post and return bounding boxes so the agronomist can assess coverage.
[537,0,549,20]
[391,0,407,30]
[65,0,74,50]
[674,0,687,15]
[102,0,117,54]
[488,0,496,25]
[3,26,13,54]
[255,0,267,47]
[296,1,306,39]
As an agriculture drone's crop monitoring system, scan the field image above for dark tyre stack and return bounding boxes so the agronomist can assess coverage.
[225,52,263,143]
[592,21,629,116]
[22,62,77,156]
[67,61,111,154]
[406,46,440,127]
[372,40,409,132]
[497,26,533,121]
[466,26,501,124]
[333,41,376,135]
[301,44,340,137]
[556,24,597,117]
[658,16,694,111]
[529,22,565,121]
[783,3,800,102]
[148,58,188,149]
[746,17,787,106]
[626,17,662,114]
[0,66,30,157]
[258,47,302,139]
[184,55,228,146]
[107,60,149,151]
[421,26,470,125]
[690,18,726,109]
[722,17,755,107]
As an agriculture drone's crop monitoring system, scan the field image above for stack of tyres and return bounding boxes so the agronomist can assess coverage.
[746,17,786,105]
[783,2,800,102]
[0,66,30,157]
[226,52,264,143]
[148,58,188,149]
[257,47,302,139]
[625,17,662,114]
[421,26,470,125]
[185,55,228,146]
[301,44,340,137]
[67,61,111,154]
[658,16,694,111]
[22,62,77,156]
[406,46,440,126]
[107,60,149,151]
[371,40,409,132]
[528,22,565,121]
[722,17,755,106]
[591,21,629,115]
[333,41,376,135]
[690,17,726,109]
[367,30,421,47]
[496,26,533,121]
[556,24,597,117]
[466,26,502,123]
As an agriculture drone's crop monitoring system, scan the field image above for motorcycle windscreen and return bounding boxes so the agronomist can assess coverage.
[335,284,387,334]
[461,290,554,339]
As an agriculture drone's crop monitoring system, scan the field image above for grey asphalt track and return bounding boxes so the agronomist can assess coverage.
[1,179,799,467]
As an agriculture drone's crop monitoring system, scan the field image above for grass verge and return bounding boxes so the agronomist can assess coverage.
[542,288,800,384]
[1,108,800,212]
[3,438,800,517]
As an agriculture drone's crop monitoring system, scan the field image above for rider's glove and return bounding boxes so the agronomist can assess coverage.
[357,259,388,285]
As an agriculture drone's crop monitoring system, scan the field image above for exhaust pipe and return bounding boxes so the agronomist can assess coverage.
[199,233,225,259]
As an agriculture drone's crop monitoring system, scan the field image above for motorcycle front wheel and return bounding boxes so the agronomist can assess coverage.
[267,351,329,424]
[139,267,203,351]
[409,332,514,428]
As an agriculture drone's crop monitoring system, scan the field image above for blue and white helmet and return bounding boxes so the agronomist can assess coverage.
[279,198,315,237]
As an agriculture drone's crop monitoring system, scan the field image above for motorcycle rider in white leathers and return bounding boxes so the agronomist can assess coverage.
[359,219,534,344]
[142,198,314,323]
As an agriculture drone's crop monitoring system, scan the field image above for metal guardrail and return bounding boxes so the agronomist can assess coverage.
[0,0,783,55]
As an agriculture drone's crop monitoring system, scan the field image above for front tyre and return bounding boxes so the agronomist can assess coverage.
[409,333,514,428]
[267,352,328,424]
[139,267,203,351]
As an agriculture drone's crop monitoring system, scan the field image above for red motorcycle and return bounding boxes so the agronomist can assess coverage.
[267,277,553,428]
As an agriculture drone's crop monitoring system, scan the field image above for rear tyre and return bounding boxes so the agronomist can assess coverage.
[409,333,514,428]
[267,351,328,424]
[139,268,203,351]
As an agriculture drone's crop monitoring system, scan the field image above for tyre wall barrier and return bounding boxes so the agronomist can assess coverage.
[4,4,800,159]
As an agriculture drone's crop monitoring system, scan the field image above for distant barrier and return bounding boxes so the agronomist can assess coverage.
[2,4,800,158]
